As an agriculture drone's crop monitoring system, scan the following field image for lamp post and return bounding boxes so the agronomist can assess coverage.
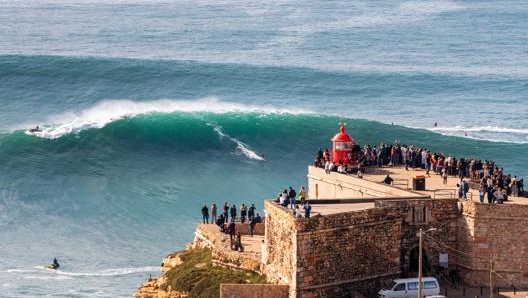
[418,228,437,298]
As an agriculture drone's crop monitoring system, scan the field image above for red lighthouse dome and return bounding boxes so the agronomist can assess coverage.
[331,123,357,165]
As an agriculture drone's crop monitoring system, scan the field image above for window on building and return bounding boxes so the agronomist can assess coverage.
[413,206,426,223]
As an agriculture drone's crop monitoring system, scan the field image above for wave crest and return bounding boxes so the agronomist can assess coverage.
[429,125,528,144]
[23,98,308,139]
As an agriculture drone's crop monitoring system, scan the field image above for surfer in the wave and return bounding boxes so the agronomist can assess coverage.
[48,258,60,270]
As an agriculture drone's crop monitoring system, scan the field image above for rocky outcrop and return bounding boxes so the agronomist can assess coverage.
[135,224,267,298]
[135,251,189,298]
[134,276,188,298]
[160,251,184,274]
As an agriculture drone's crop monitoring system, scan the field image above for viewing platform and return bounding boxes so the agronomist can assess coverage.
[302,164,528,216]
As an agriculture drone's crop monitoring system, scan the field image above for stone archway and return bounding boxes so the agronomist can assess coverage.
[408,246,429,276]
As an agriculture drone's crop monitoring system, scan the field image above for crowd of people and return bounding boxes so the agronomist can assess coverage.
[275,185,311,219]
[200,201,264,252]
[201,202,262,225]
[199,141,525,252]
[314,142,524,203]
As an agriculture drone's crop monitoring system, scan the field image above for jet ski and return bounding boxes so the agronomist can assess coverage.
[29,126,42,133]
[47,258,60,270]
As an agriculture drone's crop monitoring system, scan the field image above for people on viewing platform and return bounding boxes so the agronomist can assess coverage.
[240,203,247,223]
[294,205,302,219]
[228,220,236,240]
[311,139,524,201]
[206,201,263,239]
[211,203,217,223]
[232,231,243,252]
[201,204,209,224]
[216,214,225,229]
[303,202,311,218]
[223,202,229,221]
[298,186,306,205]
[457,179,469,199]
[279,189,288,207]
[249,217,257,236]
[288,187,296,209]
[229,204,237,222]
[202,138,525,227]
[248,203,256,221]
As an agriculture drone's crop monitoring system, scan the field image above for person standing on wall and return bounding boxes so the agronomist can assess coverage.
[240,204,247,223]
[298,186,306,205]
[230,204,237,222]
[211,203,217,223]
[248,203,256,221]
[201,204,209,224]
[249,217,257,237]
[288,187,296,209]
[304,202,311,218]
[223,202,229,221]
[228,220,236,240]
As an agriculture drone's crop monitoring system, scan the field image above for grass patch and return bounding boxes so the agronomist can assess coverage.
[165,248,267,298]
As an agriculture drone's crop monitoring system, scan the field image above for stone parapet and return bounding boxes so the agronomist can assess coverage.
[212,248,261,272]
[307,166,424,199]
[193,224,262,272]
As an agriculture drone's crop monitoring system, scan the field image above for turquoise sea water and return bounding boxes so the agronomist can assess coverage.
[1,0,527,297]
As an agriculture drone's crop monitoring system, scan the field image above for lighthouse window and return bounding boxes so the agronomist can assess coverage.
[335,142,353,150]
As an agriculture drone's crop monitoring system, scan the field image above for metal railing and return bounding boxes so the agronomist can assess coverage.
[433,189,457,199]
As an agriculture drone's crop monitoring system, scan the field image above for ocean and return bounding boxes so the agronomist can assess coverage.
[1,0,527,297]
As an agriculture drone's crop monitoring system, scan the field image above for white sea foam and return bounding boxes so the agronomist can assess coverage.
[22,98,308,139]
[7,268,40,273]
[209,124,265,161]
[53,266,159,277]
[24,274,74,280]
[432,126,528,134]
[421,125,528,144]
[7,266,158,278]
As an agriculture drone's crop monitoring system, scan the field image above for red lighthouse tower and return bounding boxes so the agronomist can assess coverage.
[331,122,357,166]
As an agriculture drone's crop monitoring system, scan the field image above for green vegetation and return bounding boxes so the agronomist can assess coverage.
[165,248,268,298]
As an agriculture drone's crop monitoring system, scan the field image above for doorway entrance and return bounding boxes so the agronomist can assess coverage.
[409,246,429,275]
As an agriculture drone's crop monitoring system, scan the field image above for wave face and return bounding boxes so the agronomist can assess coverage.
[1,0,528,297]
[2,55,527,144]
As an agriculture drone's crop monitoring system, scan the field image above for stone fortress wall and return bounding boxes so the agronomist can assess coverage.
[136,163,528,298]
[458,201,528,287]
[262,165,528,298]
